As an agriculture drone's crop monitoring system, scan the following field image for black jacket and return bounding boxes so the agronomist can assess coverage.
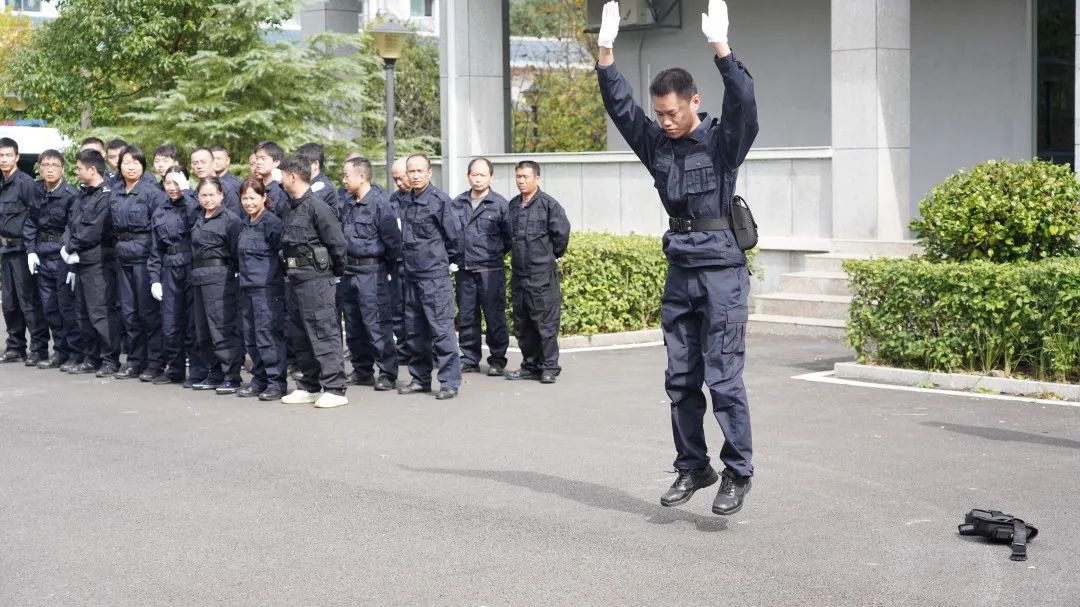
[280,188,348,282]
[62,182,116,264]
[506,189,570,278]
[25,180,79,256]
[451,188,511,270]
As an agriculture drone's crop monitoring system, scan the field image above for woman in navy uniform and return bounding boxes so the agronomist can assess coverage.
[148,167,206,387]
[236,178,287,401]
[109,145,169,381]
[189,177,244,394]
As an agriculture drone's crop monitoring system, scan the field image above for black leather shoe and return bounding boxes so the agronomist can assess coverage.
[25,352,44,367]
[113,366,141,380]
[96,364,119,378]
[374,376,395,391]
[258,387,284,401]
[347,371,375,386]
[236,384,262,397]
[59,360,81,373]
[38,357,64,370]
[540,370,557,384]
[504,368,540,381]
[215,381,241,395]
[153,374,184,385]
[192,379,222,391]
[660,466,719,507]
[435,387,458,400]
[398,381,431,395]
[461,364,481,374]
[1,351,25,363]
[71,361,99,374]
[486,364,505,377]
[711,469,752,516]
[139,369,164,382]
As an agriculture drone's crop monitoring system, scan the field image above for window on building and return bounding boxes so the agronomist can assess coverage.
[1036,0,1075,167]
[13,0,44,11]
[410,0,433,17]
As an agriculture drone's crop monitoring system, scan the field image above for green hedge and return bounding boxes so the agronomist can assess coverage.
[845,257,1080,383]
[498,232,754,336]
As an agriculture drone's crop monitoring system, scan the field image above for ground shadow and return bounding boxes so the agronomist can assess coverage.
[923,421,1080,450]
[789,355,855,372]
[399,465,728,532]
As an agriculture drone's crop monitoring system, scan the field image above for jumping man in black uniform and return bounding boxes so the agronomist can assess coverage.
[596,0,759,515]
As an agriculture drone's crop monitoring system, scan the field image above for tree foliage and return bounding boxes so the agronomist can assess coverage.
[513,67,605,153]
[0,7,33,119]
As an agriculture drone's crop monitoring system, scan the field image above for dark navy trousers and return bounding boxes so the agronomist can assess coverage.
[36,253,80,362]
[403,275,461,390]
[342,267,397,381]
[73,261,121,368]
[1,251,48,357]
[241,286,287,392]
[117,261,163,372]
[455,268,509,368]
[193,272,242,383]
[160,264,206,382]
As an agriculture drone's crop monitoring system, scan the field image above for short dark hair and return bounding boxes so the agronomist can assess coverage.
[254,141,284,162]
[153,144,179,160]
[106,138,128,152]
[209,144,229,156]
[649,67,698,101]
[39,149,64,166]
[190,147,212,159]
[76,149,107,177]
[467,157,494,175]
[197,176,223,194]
[346,156,372,180]
[515,160,541,176]
[0,137,17,155]
[119,145,147,172]
[295,142,325,168]
[406,153,431,169]
[80,137,105,149]
[279,155,311,183]
[239,177,266,198]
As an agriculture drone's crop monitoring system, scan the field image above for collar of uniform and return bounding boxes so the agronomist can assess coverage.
[121,177,147,196]
[456,188,495,206]
[83,182,105,194]
[349,186,376,206]
[410,184,432,205]
[686,113,713,143]
[289,188,312,209]
[519,188,543,208]
[203,205,228,220]
[246,211,270,226]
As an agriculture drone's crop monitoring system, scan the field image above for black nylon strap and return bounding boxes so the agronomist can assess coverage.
[1010,519,1028,561]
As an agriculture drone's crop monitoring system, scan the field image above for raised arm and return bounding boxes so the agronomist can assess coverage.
[595,2,660,165]
[702,0,759,169]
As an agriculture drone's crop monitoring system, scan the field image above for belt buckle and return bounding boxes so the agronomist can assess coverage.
[672,218,692,233]
[286,257,298,269]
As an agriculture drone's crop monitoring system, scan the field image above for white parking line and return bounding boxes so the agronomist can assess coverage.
[496,342,664,354]
[792,370,1080,409]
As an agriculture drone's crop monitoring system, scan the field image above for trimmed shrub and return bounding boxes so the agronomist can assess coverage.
[910,159,1080,263]
[845,257,1080,383]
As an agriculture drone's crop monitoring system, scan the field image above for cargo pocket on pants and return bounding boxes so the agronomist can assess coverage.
[721,310,747,354]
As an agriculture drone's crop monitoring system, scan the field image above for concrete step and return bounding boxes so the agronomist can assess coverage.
[753,292,851,319]
[830,239,922,257]
[803,253,873,273]
[748,314,846,340]
[778,271,851,296]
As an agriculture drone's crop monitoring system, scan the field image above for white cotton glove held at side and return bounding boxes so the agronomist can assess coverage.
[271,168,283,183]
[66,272,76,291]
[27,253,40,275]
[449,263,459,274]
[60,246,71,264]
[597,1,621,49]
[701,0,730,45]
[151,282,163,301]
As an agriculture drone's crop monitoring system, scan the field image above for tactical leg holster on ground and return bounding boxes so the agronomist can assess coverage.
[958,509,1038,561]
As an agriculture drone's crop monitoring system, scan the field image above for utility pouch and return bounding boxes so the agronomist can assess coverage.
[958,509,1038,561]
[730,195,758,251]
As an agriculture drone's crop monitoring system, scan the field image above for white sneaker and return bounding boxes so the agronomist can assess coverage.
[314,392,349,409]
[282,389,320,404]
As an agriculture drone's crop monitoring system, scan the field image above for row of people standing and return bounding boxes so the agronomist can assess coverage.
[0,135,571,406]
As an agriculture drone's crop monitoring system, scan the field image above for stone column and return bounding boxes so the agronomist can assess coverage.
[439,0,511,195]
[830,0,911,240]
[300,0,362,37]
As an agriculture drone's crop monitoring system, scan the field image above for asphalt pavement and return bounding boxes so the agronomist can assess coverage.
[2,335,1077,606]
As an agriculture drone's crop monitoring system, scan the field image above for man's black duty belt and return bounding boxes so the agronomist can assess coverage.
[166,243,192,255]
[668,217,731,233]
[194,258,228,269]
[38,232,62,243]
[116,232,151,241]
[347,256,381,266]
[0,236,24,247]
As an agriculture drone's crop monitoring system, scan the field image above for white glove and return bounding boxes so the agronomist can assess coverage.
[449,263,459,274]
[271,168,283,183]
[386,273,392,283]
[151,282,163,301]
[65,272,76,291]
[701,0,729,45]
[68,251,80,265]
[168,171,190,190]
[27,252,40,275]
[597,1,620,49]
[60,246,71,264]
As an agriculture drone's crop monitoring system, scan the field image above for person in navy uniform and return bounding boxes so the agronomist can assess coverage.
[191,148,242,217]
[396,154,463,401]
[339,156,401,391]
[189,177,244,394]
[504,161,570,385]
[450,158,512,377]
[148,167,206,387]
[253,141,289,220]
[295,143,340,213]
[152,145,181,189]
[210,144,242,194]
[235,178,288,401]
[277,155,350,409]
[0,137,49,365]
[595,0,758,515]
[24,149,81,370]
[62,149,122,377]
[387,158,410,361]
[110,145,169,381]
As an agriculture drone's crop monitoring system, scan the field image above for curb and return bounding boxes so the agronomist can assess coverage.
[834,362,1080,402]
[503,329,663,351]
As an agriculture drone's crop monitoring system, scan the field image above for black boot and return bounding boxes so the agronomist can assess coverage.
[711,469,752,516]
[659,465,718,507]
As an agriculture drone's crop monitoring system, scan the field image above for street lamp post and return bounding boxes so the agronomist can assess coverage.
[369,19,414,189]
[522,85,542,152]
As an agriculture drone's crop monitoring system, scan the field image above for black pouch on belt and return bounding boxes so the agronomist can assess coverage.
[730,195,758,251]
[311,245,330,271]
